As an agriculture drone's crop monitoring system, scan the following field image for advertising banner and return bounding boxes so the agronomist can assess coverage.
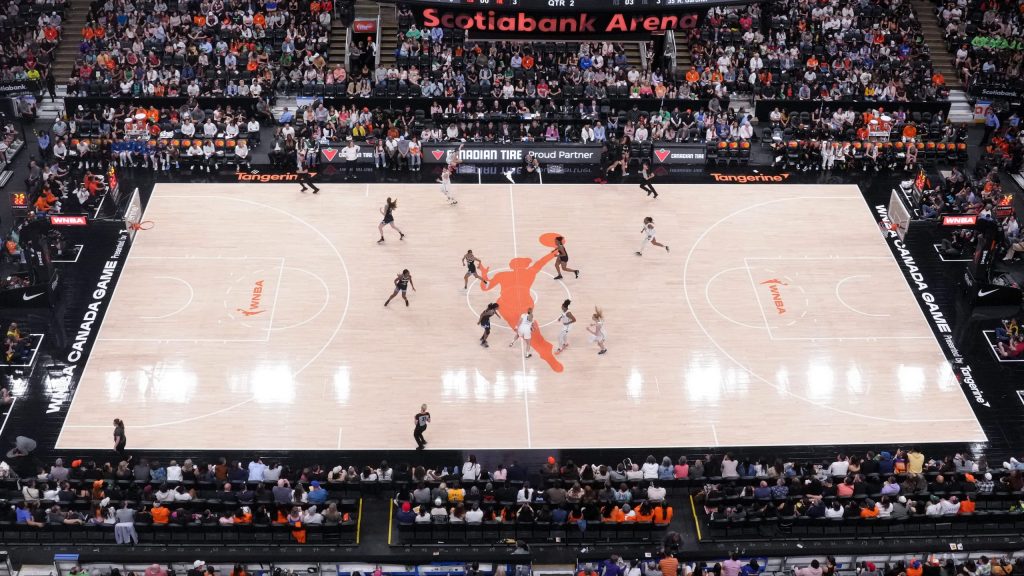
[650,143,706,165]
[320,142,603,165]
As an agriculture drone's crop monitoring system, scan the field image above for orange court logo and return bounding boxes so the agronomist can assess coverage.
[760,279,788,315]
[237,280,266,316]
[710,172,790,183]
[479,233,567,373]
[236,172,316,182]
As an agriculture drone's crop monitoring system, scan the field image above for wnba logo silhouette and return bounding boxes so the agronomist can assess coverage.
[759,279,787,315]
[479,233,564,373]
[237,280,266,317]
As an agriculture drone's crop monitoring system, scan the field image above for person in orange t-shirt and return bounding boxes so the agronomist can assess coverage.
[685,68,699,83]
[150,502,170,524]
[610,505,626,523]
[906,560,923,576]
[959,496,976,514]
[653,504,673,524]
[860,499,880,518]
[635,503,655,523]
[33,194,53,212]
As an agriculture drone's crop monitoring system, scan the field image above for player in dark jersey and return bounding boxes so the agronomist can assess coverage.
[377,197,405,243]
[552,236,579,280]
[385,269,415,307]
[463,249,487,289]
[478,302,499,347]
[414,404,431,449]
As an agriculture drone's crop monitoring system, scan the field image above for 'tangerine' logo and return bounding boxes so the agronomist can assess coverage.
[236,172,316,182]
[711,172,790,183]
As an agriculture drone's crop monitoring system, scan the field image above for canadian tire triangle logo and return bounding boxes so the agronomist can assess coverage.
[654,149,670,163]
[432,150,445,161]
[322,148,338,162]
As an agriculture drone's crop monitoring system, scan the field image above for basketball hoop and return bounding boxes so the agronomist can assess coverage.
[128,220,155,231]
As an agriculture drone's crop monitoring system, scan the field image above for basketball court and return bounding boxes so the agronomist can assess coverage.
[54,182,986,451]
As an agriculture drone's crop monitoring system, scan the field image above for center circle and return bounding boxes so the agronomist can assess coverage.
[465,268,571,329]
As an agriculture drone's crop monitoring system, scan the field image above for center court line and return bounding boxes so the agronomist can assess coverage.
[509,185,518,257]
[507,182,532,444]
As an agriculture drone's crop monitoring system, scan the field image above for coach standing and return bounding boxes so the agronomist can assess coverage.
[341,136,360,180]
[414,404,431,450]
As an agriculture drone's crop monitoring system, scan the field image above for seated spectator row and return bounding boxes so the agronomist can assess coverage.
[66,0,333,99]
[397,514,667,545]
[0,0,64,84]
[696,452,1024,540]
[689,1,948,102]
[47,102,265,171]
[282,98,743,151]
[769,139,951,171]
[764,106,962,143]
[936,0,1024,94]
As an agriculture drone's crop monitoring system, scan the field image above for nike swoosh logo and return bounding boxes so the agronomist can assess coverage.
[978,289,999,297]
[22,292,44,301]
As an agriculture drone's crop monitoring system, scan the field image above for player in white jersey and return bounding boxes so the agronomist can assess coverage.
[508,307,535,358]
[587,306,607,355]
[554,299,577,354]
[438,166,456,205]
[636,216,670,256]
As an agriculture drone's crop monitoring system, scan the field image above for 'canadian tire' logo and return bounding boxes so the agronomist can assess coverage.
[654,149,670,163]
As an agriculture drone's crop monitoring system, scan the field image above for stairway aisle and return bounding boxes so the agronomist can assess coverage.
[376,1,398,67]
[675,35,692,73]
[328,17,349,65]
[52,1,90,81]
[911,0,961,89]
[625,42,643,70]
[910,0,978,123]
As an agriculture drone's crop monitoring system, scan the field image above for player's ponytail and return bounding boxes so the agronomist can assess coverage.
[562,299,571,309]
